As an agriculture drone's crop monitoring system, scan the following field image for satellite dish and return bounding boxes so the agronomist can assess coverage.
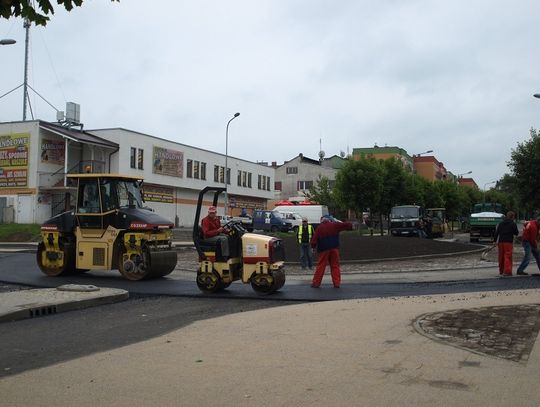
[318,150,325,160]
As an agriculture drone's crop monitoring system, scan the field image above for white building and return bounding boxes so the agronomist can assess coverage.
[0,120,275,226]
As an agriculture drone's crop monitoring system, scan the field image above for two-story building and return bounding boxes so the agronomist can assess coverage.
[0,120,275,226]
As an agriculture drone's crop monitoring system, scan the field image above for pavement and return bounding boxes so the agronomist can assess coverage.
[2,238,540,405]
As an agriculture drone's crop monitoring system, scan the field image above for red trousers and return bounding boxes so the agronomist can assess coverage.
[312,248,341,287]
[497,242,514,275]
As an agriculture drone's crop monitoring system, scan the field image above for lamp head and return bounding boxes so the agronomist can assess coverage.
[234,112,240,117]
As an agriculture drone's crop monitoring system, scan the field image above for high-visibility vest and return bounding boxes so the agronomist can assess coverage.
[297,224,313,243]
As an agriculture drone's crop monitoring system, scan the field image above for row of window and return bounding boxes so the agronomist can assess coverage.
[274,180,335,191]
[130,146,272,190]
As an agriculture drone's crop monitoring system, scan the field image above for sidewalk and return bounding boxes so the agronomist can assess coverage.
[1,289,539,406]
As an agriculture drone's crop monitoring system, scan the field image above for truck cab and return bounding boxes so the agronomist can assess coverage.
[390,205,425,237]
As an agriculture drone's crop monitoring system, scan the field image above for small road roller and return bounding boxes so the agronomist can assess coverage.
[193,187,286,294]
[37,174,177,280]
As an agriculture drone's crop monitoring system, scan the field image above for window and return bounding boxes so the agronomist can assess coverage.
[137,149,144,170]
[286,166,298,174]
[200,162,206,180]
[257,174,262,189]
[237,170,242,186]
[226,168,231,185]
[187,159,193,178]
[266,176,271,191]
[130,147,136,169]
[242,171,247,187]
[297,180,313,190]
[194,161,199,179]
[248,173,252,188]
[214,165,219,182]
[275,181,282,191]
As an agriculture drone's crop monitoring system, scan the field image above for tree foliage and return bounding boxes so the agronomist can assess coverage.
[508,128,540,213]
[333,158,383,217]
[1,1,119,26]
[306,175,336,211]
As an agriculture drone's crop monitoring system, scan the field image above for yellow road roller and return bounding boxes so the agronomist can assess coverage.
[37,174,177,280]
[193,187,286,294]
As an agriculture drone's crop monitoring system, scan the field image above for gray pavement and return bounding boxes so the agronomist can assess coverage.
[2,238,540,405]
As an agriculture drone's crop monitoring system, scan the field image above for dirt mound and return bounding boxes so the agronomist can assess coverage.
[282,235,479,262]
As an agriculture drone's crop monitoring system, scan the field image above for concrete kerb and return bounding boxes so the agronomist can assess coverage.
[0,285,129,323]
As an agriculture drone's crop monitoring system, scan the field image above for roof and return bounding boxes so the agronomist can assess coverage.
[67,173,143,181]
[39,121,118,149]
[353,146,411,158]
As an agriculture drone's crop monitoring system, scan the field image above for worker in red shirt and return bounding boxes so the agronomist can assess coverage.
[516,217,540,275]
[201,206,229,258]
[310,216,353,288]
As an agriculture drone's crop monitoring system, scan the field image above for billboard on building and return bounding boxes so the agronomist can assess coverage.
[152,146,183,178]
[143,184,174,203]
[0,133,30,188]
[41,138,65,165]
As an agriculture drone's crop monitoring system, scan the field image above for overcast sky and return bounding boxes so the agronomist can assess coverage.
[1,0,540,188]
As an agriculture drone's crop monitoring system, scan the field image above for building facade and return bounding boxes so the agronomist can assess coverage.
[273,153,339,201]
[352,146,413,171]
[0,120,275,226]
[413,155,449,181]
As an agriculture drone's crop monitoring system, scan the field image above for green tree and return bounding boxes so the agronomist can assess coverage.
[305,175,336,212]
[378,158,407,216]
[1,1,119,26]
[334,158,383,219]
[508,128,540,213]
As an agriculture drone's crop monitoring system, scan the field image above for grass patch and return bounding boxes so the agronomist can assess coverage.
[0,224,41,242]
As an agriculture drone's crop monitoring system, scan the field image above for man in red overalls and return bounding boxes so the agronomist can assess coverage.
[310,216,353,288]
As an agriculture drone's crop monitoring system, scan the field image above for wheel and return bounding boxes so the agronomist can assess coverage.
[36,241,76,277]
[118,249,152,281]
[250,269,285,295]
[196,270,223,293]
[271,225,279,233]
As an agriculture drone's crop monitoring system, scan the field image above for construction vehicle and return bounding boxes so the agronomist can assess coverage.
[193,186,286,294]
[426,208,447,238]
[389,205,425,237]
[37,174,177,280]
[469,202,504,243]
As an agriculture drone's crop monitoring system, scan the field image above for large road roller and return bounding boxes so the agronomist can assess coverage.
[193,187,286,294]
[37,174,177,280]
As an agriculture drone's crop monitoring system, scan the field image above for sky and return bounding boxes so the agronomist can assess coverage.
[1,0,540,189]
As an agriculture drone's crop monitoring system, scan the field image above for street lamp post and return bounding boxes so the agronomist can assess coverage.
[224,112,240,216]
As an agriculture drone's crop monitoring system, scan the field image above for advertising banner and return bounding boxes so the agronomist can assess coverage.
[152,146,183,178]
[0,133,30,189]
[143,184,174,204]
[41,138,65,164]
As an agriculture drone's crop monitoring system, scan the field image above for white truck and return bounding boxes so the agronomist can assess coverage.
[273,205,329,227]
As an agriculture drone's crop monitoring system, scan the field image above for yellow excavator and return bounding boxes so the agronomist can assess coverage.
[37,174,177,280]
[193,186,286,294]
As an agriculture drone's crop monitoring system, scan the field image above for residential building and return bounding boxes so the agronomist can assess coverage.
[273,153,338,201]
[458,177,478,189]
[413,155,449,181]
[352,146,413,171]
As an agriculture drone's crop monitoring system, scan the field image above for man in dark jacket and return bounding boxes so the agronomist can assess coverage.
[493,211,519,276]
[516,217,540,275]
[310,217,353,288]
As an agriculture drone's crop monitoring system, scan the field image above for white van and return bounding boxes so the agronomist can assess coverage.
[273,205,329,226]
[277,211,303,232]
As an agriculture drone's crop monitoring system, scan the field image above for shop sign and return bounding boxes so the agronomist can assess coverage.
[0,133,30,188]
[152,146,183,178]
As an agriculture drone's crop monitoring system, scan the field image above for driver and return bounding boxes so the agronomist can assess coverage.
[201,206,229,258]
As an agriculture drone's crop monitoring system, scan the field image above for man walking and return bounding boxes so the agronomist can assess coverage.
[310,216,353,288]
[297,217,314,269]
[516,217,540,276]
[493,211,519,276]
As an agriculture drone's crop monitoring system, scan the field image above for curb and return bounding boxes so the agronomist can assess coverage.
[0,286,129,323]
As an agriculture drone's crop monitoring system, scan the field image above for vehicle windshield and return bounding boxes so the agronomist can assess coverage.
[391,207,420,218]
[117,180,144,209]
